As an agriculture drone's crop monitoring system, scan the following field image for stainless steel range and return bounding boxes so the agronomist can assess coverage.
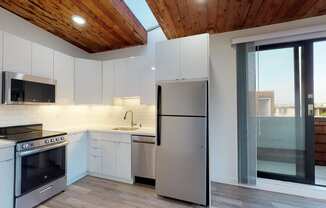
[0,124,67,208]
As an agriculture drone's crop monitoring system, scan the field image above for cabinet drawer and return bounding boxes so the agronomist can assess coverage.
[89,138,102,148]
[89,132,131,143]
[89,147,102,157]
[0,147,14,162]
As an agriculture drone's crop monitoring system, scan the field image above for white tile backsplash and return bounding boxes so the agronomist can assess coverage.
[0,105,155,129]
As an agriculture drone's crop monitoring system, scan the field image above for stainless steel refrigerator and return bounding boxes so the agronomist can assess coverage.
[156,80,208,206]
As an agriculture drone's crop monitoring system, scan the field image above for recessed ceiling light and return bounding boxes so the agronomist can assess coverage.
[72,15,86,25]
[151,67,156,71]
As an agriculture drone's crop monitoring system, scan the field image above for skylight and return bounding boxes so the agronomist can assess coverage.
[124,0,159,31]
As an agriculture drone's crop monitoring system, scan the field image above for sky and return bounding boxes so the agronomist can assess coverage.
[313,41,326,104]
[257,48,295,105]
[257,41,326,105]
[124,0,159,30]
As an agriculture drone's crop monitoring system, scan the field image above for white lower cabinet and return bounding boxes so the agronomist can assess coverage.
[0,147,14,208]
[116,142,132,180]
[102,140,116,177]
[67,133,88,185]
[88,132,132,183]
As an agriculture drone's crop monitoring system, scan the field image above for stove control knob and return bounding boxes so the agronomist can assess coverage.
[45,139,50,144]
[22,144,30,149]
[50,138,55,143]
[61,137,65,141]
[55,137,59,142]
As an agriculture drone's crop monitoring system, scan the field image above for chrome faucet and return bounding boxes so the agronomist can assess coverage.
[123,110,137,127]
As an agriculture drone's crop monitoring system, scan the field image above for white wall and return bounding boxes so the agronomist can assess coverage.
[0,7,88,58]
[210,15,326,184]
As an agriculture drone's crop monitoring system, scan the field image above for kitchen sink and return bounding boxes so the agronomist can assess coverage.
[112,127,139,131]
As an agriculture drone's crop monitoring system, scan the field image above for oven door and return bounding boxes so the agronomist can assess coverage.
[15,142,67,197]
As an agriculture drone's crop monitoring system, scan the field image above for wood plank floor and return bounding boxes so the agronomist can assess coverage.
[38,176,199,208]
[211,182,326,208]
[38,177,326,208]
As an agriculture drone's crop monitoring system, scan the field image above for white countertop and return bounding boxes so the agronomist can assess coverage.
[0,140,15,148]
[48,126,156,137]
[0,126,155,148]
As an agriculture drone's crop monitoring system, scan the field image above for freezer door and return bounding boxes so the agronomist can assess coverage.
[158,81,207,116]
[156,116,207,205]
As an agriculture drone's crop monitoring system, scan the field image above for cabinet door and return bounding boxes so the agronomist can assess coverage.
[88,155,101,174]
[101,140,116,177]
[115,58,140,97]
[53,51,74,104]
[88,137,102,174]
[155,39,180,81]
[116,142,132,180]
[75,58,102,104]
[126,57,141,97]
[113,59,127,97]
[102,60,115,104]
[180,33,209,79]
[0,31,3,71]
[3,32,32,74]
[139,57,155,105]
[0,159,14,208]
[67,133,87,185]
[32,43,54,79]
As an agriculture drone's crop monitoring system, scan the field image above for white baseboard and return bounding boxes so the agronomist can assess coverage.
[211,177,326,200]
[210,176,238,186]
[253,178,326,200]
[87,172,134,184]
[67,172,88,186]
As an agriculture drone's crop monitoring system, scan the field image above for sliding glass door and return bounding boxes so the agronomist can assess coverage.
[256,42,315,184]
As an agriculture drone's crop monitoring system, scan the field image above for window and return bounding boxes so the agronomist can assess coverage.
[124,0,159,30]
[314,41,326,117]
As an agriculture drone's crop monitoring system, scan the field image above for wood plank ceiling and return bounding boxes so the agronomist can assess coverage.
[146,0,326,39]
[0,0,147,53]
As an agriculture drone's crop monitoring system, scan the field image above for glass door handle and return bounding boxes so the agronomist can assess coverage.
[307,104,314,116]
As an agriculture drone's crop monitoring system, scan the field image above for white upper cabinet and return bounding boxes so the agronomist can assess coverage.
[102,60,115,104]
[114,58,128,97]
[32,43,54,79]
[126,57,142,97]
[139,57,155,105]
[115,57,140,97]
[53,51,74,104]
[75,58,102,104]
[155,38,180,81]
[3,32,32,74]
[103,56,154,104]
[155,33,209,81]
[180,33,209,79]
[0,31,3,71]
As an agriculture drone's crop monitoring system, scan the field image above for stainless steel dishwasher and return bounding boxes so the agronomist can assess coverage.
[132,135,156,180]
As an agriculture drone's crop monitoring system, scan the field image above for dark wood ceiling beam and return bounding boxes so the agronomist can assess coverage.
[0,0,148,53]
[147,0,326,39]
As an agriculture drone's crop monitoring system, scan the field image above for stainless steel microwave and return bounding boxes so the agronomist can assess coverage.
[1,71,56,104]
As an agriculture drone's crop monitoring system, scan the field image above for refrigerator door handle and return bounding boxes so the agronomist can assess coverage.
[157,85,162,146]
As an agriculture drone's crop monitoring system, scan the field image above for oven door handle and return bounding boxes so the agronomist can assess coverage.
[17,141,69,157]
